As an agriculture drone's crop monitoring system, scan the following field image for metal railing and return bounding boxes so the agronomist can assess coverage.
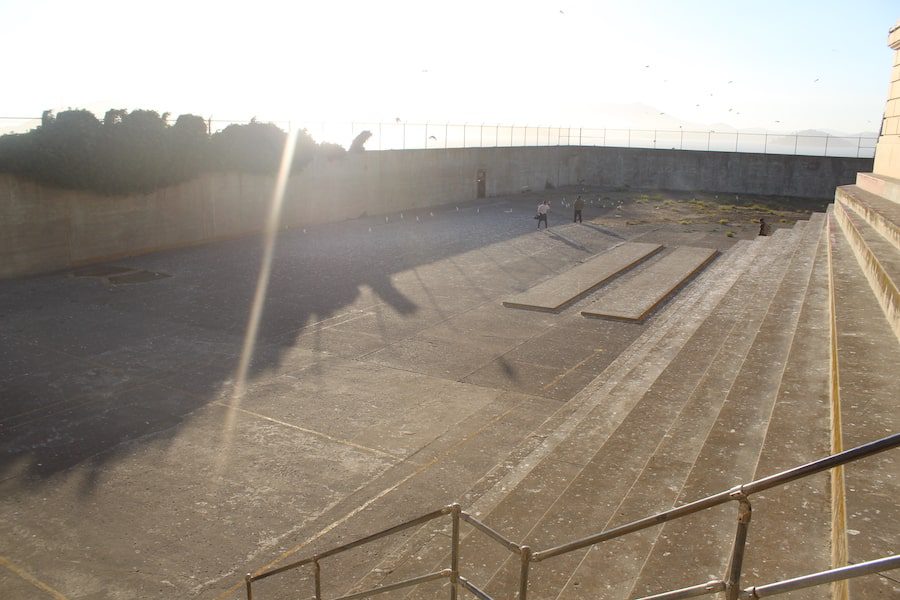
[244,433,899,600]
[1,116,877,159]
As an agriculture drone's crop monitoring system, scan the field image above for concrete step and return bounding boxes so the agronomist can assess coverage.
[835,184,900,251]
[224,389,561,599]
[855,172,900,205]
[833,199,900,341]
[740,221,832,598]
[502,242,662,313]
[526,227,816,600]
[580,246,719,322]
[459,230,804,599]
[624,214,824,599]
[344,238,776,600]
[827,214,900,599]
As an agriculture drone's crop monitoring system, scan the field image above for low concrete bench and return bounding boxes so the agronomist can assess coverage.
[501,242,662,313]
[581,246,719,322]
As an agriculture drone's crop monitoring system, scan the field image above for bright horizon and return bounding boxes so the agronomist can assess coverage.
[1,0,897,143]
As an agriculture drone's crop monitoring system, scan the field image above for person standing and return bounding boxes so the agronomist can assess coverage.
[536,200,550,229]
[573,195,585,223]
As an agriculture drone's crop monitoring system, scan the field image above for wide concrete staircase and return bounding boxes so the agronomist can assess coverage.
[246,182,899,599]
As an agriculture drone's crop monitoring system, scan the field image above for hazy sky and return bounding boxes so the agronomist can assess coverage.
[1,0,897,136]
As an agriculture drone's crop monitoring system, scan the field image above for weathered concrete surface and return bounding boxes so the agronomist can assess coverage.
[828,216,900,599]
[628,213,825,598]
[3,194,719,599]
[581,246,718,322]
[501,242,661,312]
[1,148,868,279]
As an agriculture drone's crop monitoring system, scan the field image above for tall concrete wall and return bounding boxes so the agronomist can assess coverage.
[873,20,900,177]
[0,146,870,279]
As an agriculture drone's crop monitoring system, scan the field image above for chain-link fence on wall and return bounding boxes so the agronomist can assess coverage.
[1,116,877,159]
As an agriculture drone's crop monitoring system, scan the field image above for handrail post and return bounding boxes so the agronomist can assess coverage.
[518,546,532,600]
[450,504,461,600]
[245,573,253,600]
[314,559,322,600]
[724,495,752,600]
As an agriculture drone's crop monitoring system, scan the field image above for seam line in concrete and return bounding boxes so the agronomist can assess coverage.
[209,401,402,461]
[0,555,70,600]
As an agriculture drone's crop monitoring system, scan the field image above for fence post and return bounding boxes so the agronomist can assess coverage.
[824,134,829,157]
[794,135,799,155]
[579,127,583,146]
[314,559,322,600]
[245,574,253,600]
[735,132,739,152]
[856,137,861,158]
[707,131,711,151]
[518,546,532,600]
[445,123,448,149]
[724,497,752,600]
[450,504,460,600]
[764,133,768,154]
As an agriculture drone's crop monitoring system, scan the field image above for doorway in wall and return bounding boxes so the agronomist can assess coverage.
[476,169,486,198]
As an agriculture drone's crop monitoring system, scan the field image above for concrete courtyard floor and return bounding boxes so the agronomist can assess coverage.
[0,189,814,599]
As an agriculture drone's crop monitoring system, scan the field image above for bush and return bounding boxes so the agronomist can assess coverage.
[0,109,346,194]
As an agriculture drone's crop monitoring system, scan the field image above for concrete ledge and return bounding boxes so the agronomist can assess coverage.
[501,242,662,312]
[581,246,719,322]
[856,172,900,204]
[836,184,900,251]
[833,201,900,342]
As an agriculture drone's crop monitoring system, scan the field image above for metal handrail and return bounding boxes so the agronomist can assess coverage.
[244,433,899,600]
[532,431,900,563]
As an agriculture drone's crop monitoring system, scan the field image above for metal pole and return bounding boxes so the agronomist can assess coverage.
[245,574,253,600]
[724,498,752,600]
[518,546,532,600]
[379,122,382,150]
[463,124,466,148]
[511,125,514,146]
[445,123,448,149]
[707,131,711,151]
[653,130,657,148]
[824,134,829,156]
[603,128,606,147]
[579,127,582,146]
[450,505,460,600]
[314,560,322,600]
[495,124,499,147]
[680,128,683,149]
[480,124,483,147]
[856,137,861,158]
[793,134,798,154]
[735,132,739,152]
[764,133,768,154]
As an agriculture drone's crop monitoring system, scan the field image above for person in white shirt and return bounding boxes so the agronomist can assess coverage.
[536,200,550,229]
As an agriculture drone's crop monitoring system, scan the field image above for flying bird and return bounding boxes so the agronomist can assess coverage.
[728,80,734,84]
[428,135,437,140]
[813,78,820,82]
[395,117,401,122]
